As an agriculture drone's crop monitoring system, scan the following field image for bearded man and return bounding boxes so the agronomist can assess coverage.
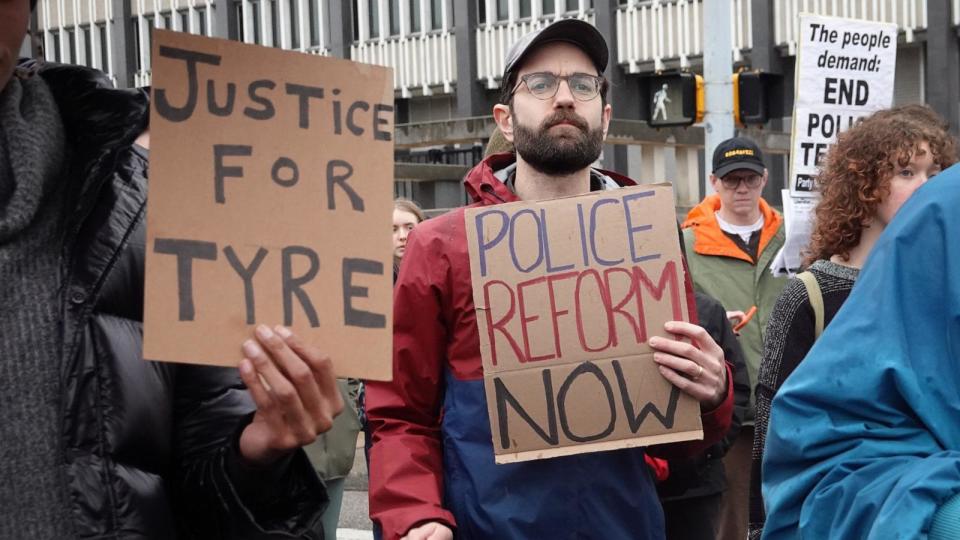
[365,19,734,540]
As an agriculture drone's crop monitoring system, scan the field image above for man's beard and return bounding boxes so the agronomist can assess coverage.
[513,110,604,176]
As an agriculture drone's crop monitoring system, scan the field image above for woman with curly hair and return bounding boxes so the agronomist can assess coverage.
[747,104,957,539]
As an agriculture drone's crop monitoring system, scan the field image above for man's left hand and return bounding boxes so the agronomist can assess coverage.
[237,324,344,466]
[649,321,728,410]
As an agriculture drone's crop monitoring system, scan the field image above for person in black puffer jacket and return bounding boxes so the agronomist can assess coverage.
[654,230,751,540]
[657,291,750,540]
[1,4,342,538]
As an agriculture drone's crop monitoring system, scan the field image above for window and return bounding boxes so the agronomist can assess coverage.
[196,7,207,34]
[368,0,379,38]
[96,23,108,70]
[543,0,554,16]
[519,0,531,18]
[496,0,507,20]
[270,0,279,45]
[308,0,319,46]
[51,32,61,63]
[133,15,156,69]
[67,28,76,63]
[179,9,189,30]
[352,0,359,40]
[389,0,400,35]
[430,0,442,29]
[251,3,261,43]
[289,0,300,48]
[82,25,91,65]
[410,0,421,32]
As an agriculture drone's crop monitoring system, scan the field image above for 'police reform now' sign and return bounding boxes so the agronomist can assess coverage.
[143,30,394,380]
[789,14,897,197]
[466,185,702,464]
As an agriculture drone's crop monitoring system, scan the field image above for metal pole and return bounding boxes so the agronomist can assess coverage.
[702,0,734,195]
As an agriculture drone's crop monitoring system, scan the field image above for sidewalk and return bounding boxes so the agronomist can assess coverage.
[336,434,373,539]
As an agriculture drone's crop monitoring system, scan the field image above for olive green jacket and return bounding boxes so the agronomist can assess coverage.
[682,195,788,423]
[303,379,362,481]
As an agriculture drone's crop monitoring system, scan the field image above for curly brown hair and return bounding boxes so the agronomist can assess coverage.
[804,104,958,265]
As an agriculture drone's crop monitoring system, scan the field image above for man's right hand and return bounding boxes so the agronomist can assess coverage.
[401,522,453,540]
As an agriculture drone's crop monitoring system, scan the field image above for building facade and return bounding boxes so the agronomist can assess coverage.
[23,0,951,212]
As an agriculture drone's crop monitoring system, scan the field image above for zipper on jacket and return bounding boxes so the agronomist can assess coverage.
[480,183,507,204]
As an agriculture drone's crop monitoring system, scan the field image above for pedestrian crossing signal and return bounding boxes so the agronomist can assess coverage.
[645,72,703,128]
[734,71,771,126]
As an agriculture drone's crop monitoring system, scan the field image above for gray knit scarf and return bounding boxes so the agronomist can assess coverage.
[0,70,74,538]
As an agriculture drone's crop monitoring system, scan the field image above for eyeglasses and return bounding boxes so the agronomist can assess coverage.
[511,72,603,102]
[719,173,763,190]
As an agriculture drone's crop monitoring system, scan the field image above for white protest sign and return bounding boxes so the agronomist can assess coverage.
[775,15,898,275]
[788,15,897,197]
[771,190,818,275]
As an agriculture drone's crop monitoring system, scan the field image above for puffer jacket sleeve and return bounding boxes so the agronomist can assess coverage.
[171,365,327,539]
[761,178,960,540]
[366,226,458,540]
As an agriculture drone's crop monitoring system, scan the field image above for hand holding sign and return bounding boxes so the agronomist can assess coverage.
[237,324,344,466]
[649,321,728,410]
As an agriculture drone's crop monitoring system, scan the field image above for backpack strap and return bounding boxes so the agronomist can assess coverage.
[797,271,824,340]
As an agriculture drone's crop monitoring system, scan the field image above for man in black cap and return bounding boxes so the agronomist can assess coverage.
[367,19,734,540]
[681,136,788,540]
[2,2,343,538]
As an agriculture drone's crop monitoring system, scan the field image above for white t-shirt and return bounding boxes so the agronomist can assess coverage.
[716,214,764,244]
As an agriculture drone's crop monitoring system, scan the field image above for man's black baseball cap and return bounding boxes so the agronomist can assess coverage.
[502,19,608,81]
[712,137,766,178]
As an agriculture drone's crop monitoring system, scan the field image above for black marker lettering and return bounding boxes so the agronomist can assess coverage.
[326,159,364,211]
[271,157,299,187]
[244,79,277,120]
[342,258,386,328]
[557,362,616,443]
[494,371,559,448]
[223,246,268,324]
[206,80,236,116]
[153,238,217,321]
[281,246,320,327]
[213,144,252,204]
[346,101,369,136]
[612,360,680,431]
[154,46,221,122]
[373,103,393,141]
[285,83,325,129]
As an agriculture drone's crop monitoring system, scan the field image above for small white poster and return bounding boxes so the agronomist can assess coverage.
[771,190,818,276]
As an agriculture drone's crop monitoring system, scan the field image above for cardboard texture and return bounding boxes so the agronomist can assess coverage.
[465,184,702,463]
[144,30,394,380]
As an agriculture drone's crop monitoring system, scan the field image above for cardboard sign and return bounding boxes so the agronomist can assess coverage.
[788,15,897,197]
[465,185,702,464]
[144,30,394,380]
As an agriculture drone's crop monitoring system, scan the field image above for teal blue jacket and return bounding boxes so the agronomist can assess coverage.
[762,171,960,539]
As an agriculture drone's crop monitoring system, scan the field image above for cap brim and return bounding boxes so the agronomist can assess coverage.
[714,162,766,178]
[505,19,608,79]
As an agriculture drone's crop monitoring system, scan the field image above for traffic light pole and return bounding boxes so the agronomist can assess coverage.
[702,0,735,196]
